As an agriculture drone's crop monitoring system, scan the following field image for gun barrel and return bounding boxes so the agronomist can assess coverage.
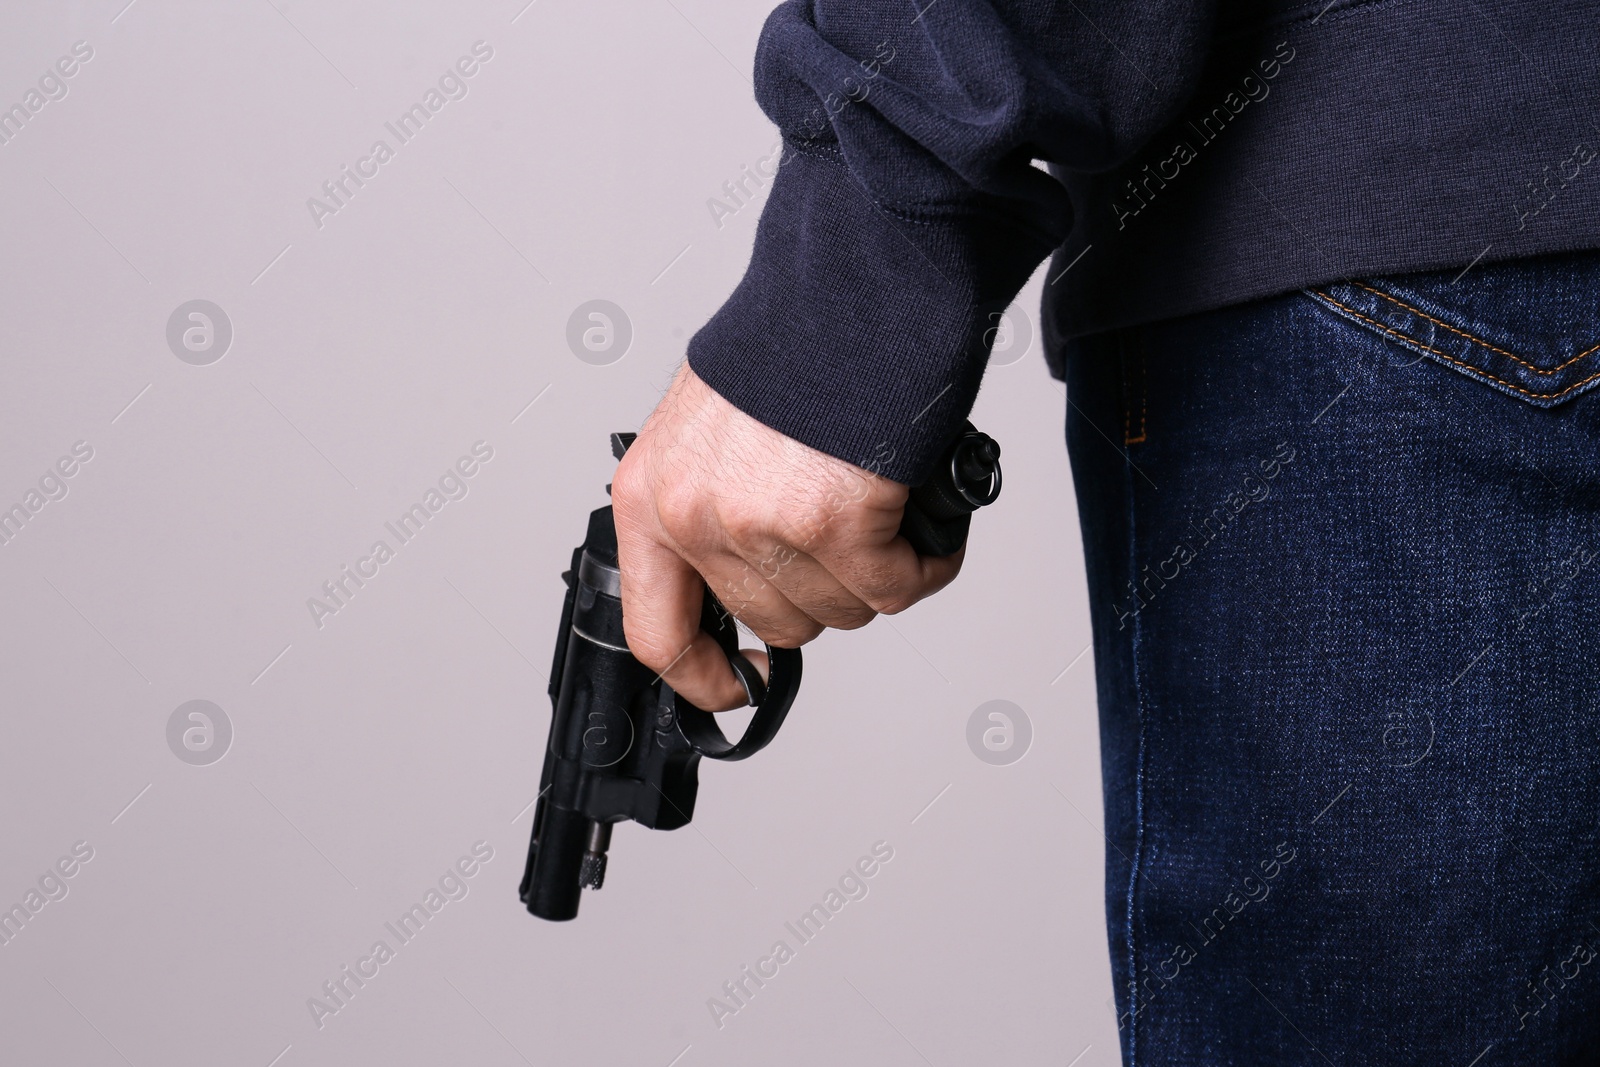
[524,802,590,921]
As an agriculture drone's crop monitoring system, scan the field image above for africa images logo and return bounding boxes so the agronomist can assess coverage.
[306,841,494,1030]
[706,842,894,1030]
[305,441,494,629]
[306,41,495,230]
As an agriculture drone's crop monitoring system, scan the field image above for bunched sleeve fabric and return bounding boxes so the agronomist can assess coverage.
[686,0,1217,484]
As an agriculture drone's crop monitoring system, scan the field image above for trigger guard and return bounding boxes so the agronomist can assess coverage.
[675,644,802,762]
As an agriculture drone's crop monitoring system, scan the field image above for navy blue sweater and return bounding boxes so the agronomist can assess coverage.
[687,0,1600,484]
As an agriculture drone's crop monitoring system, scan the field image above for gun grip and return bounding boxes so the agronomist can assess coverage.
[899,422,1002,557]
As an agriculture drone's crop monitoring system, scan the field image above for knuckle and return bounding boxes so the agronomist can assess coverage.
[622,622,677,673]
[759,618,823,649]
[656,484,704,544]
[856,573,909,614]
[787,498,837,546]
[720,504,768,552]
[872,598,907,617]
[609,462,645,520]
[806,590,875,630]
[827,607,876,631]
[866,587,916,615]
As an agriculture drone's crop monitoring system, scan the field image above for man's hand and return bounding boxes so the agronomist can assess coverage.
[610,363,963,711]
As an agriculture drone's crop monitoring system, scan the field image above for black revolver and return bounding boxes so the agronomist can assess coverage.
[519,424,1001,920]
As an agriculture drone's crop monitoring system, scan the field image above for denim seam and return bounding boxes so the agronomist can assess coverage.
[1309,289,1600,402]
[1119,328,1151,1066]
[1354,281,1600,374]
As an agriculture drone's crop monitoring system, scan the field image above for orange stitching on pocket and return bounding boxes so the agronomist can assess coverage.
[1353,281,1600,375]
[1122,332,1147,445]
[1312,290,1600,403]
[1138,345,1148,444]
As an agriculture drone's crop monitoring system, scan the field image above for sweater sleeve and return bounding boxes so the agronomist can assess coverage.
[686,0,1211,484]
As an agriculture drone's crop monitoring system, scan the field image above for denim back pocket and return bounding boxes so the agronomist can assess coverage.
[1307,249,1600,407]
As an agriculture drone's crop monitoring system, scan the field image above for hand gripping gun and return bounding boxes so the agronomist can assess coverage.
[519,424,1001,920]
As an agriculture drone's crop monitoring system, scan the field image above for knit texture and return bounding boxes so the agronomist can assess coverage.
[688,0,1600,481]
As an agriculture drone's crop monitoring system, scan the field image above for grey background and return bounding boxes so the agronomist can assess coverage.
[0,2,1109,1064]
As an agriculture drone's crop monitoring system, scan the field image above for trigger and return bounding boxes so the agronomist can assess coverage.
[727,653,767,708]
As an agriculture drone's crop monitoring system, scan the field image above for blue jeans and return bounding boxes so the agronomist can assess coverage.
[1062,248,1600,1065]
